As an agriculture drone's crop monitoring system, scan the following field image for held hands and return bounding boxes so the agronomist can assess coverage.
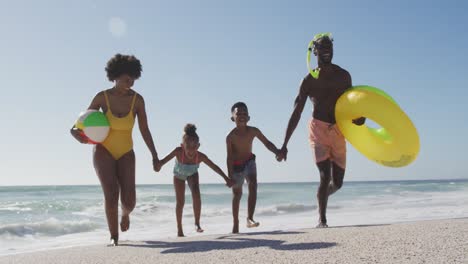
[225,177,235,188]
[276,146,288,162]
[153,159,161,172]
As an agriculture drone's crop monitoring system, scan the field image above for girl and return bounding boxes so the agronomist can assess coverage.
[158,124,233,237]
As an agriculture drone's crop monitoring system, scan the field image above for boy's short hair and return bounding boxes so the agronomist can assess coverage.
[231,102,248,113]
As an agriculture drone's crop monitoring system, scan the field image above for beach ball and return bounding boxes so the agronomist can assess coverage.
[75,110,110,144]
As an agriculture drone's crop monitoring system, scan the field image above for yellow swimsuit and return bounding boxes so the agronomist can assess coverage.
[101,91,137,160]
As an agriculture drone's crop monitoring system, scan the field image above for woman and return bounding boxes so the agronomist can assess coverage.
[71,54,159,245]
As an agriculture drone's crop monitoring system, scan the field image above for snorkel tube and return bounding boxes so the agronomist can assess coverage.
[307,39,319,79]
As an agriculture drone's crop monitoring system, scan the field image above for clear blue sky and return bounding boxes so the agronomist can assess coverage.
[1,0,467,185]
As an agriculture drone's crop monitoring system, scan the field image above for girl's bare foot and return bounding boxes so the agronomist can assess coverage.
[246,218,260,228]
[195,224,204,233]
[177,230,185,237]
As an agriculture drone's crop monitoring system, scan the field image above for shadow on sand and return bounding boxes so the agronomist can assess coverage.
[328,223,390,229]
[121,230,336,254]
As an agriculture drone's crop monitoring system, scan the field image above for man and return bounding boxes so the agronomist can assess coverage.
[278,33,364,227]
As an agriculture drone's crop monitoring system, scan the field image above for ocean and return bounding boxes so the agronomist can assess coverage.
[1,179,467,256]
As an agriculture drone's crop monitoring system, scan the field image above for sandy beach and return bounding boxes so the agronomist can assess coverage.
[1,218,466,264]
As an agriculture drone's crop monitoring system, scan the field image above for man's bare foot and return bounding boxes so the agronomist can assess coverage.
[316,222,328,228]
[247,218,260,228]
[120,214,130,232]
[108,236,118,246]
[195,224,204,233]
[177,230,185,237]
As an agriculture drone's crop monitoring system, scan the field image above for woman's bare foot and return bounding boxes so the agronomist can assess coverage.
[108,236,118,246]
[195,224,204,233]
[120,214,130,232]
[177,230,185,237]
[232,223,239,234]
[316,222,328,228]
[246,218,260,228]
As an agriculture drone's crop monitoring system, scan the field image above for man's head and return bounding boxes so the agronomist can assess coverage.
[231,102,250,126]
[312,33,334,65]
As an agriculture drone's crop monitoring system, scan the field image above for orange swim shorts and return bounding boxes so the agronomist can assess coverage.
[308,119,346,169]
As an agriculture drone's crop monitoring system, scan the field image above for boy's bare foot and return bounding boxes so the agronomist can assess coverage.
[177,230,185,237]
[246,218,260,228]
[316,222,328,228]
[108,236,118,246]
[195,224,204,233]
[120,214,130,232]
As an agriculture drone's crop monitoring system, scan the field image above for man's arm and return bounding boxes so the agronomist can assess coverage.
[280,79,309,160]
[345,72,366,126]
[254,128,279,156]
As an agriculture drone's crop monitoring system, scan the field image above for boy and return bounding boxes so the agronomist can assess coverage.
[226,102,280,233]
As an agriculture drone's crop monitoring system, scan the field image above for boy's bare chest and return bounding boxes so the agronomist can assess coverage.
[232,134,255,149]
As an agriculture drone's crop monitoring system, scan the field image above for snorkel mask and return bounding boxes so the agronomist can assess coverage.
[307,32,334,79]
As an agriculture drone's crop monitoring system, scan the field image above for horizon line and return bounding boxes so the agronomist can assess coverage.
[1,178,467,188]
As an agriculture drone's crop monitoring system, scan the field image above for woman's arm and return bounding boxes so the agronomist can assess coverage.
[135,94,159,170]
[70,92,103,143]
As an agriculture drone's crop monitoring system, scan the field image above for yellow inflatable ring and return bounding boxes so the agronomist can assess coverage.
[335,85,420,167]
